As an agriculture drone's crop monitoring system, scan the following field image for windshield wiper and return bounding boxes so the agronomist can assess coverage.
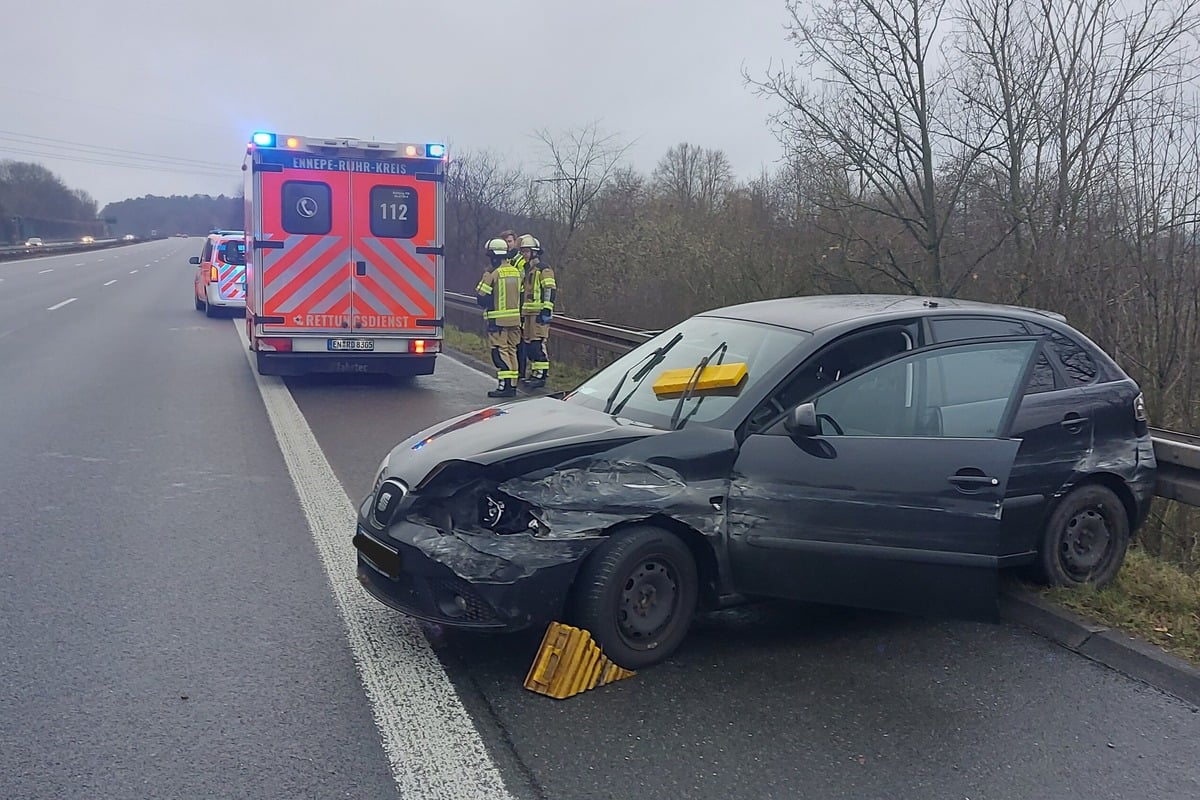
[604,332,684,416]
[669,341,728,431]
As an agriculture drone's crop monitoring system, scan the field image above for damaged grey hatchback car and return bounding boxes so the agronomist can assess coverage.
[354,295,1156,668]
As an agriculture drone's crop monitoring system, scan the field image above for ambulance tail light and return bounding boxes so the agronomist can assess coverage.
[412,339,439,354]
[259,337,292,352]
[210,266,218,281]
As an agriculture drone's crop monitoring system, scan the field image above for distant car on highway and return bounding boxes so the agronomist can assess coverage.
[122,234,136,241]
[81,235,95,244]
[24,237,43,247]
[355,294,1157,668]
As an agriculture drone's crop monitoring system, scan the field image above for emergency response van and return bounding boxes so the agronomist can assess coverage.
[190,230,247,317]
[241,132,446,376]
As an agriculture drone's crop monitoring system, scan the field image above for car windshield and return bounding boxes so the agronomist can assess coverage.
[564,316,809,429]
[217,240,246,265]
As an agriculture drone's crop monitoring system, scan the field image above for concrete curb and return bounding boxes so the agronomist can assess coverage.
[1000,586,1200,708]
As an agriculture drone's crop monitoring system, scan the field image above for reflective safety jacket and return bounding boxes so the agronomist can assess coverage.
[521,258,557,316]
[476,260,523,327]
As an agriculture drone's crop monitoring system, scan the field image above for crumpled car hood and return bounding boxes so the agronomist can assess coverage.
[383,397,662,488]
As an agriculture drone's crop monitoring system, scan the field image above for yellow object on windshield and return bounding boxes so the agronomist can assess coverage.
[652,362,748,398]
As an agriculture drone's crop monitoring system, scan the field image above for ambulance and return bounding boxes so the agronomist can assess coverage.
[241,131,446,377]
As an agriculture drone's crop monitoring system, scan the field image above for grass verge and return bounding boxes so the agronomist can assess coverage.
[1043,547,1200,665]
[443,326,597,393]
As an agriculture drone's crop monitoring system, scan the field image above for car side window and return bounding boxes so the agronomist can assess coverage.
[201,241,213,263]
[746,324,916,432]
[1024,353,1058,394]
[1028,323,1098,385]
[813,340,1038,438]
[929,317,1029,342]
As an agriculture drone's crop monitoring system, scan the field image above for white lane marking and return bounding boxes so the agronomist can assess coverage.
[47,298,77,311]
[234,321,513,800]
[75,262,85,266]
[38,268,54,274]
[130,270,138,274]
[103,280,117,286]
[97,258,105,262]
[144,264,151,267]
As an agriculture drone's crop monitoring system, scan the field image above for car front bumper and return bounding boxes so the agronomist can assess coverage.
[354,510,601,632]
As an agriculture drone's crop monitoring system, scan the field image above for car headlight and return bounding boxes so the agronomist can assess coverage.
[478,490,548,535]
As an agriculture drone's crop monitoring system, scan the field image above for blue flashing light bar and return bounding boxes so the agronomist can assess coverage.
[426,143,446,158]
[252,132,276,147]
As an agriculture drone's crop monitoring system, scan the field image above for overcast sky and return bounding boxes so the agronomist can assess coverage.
[0,0,797,207]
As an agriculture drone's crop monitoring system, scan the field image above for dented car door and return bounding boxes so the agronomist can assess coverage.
[725,339,1039,619]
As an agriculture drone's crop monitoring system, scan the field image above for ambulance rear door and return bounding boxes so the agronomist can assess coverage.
[253,151,353,335]
[347,157,444,337]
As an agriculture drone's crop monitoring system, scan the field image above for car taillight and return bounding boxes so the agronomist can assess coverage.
[210,266,218,281]
[411,339,439,353]
[1133,392,1149,434]
[259,337,292,352]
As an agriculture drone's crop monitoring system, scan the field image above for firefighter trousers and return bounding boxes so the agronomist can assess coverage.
[522,320,551,377]
[488,326,521,382]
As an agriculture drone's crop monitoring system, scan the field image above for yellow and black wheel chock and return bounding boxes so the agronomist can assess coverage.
[523,621,636,700]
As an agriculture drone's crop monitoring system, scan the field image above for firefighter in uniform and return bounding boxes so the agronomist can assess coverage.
[520,236,556,388]
[505,230,532,377]
[476,238,523,398]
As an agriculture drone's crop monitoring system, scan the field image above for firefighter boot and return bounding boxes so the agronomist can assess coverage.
[488,379,517,398]
[526,372,547,389]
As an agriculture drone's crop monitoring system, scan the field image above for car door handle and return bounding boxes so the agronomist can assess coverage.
[1060,414,1089,429]
[355,260,367,276]
[947,474,999,486]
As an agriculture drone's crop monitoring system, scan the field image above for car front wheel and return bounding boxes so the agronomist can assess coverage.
[570,525,698,670]
[1034,484,1130,588]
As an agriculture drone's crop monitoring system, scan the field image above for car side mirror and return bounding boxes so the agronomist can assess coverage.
[783,402,820,437]
[189,256,200,265]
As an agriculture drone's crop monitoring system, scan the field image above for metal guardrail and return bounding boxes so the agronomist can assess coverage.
[447,291,653,351]
[446,289,1200,507]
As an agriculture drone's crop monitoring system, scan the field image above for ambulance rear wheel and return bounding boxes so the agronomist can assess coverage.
[204,300,218,318]
[194,293,204,311]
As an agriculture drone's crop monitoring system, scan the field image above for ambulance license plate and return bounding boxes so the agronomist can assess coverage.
[328,338,375,351]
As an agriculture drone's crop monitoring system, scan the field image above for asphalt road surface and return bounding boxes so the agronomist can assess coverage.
[2,239,1197,799]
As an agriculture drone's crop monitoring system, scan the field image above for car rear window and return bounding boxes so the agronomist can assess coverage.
[217,240,246,265]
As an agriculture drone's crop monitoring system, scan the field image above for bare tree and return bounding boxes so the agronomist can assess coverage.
[530,121,634,262]
[444,149,529,290]
[651,143,734,212]
[750,0,991,296]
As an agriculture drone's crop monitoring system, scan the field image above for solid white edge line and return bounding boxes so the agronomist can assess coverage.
[47,298,77,311]
[39,268,54,274]
[103,280,117,286]
[233,321,514,800]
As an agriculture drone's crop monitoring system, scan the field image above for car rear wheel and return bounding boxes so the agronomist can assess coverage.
[569,525,698,670]
[1033,484,1130,588]
[194,293,204,311]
